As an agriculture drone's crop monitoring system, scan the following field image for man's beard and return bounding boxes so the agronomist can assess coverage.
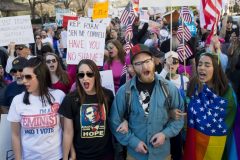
[172,36,180,51]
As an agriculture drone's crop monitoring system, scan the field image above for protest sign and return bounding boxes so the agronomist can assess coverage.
[67,20,106,66]
[62,15,78,28]
[92,1,109,20]
[55,8,76,27]
[79,17,92,23]
[100,70,115,95]
[140,9,149,23]
[0,114,13,160]
[94,18,111,26]
[139,0,200,8]
[0,15,34,47]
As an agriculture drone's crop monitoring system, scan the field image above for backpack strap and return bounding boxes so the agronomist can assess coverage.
[159,79,172,109]
[124,80,132,121]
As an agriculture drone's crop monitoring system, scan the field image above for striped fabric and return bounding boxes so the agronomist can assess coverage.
[177,43,193,62]
[177,25,192,42]
[180,6,192,23]
[120,2,135,26]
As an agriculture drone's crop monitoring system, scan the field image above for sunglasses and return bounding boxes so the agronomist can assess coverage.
[227,21,232,23]
[172,60,179,65]
[21,74,36,81]
[15,47,24,50]
[36,37,41,39]
[12,69,23,73]
[46,59,57,64]
[77,72,94,79]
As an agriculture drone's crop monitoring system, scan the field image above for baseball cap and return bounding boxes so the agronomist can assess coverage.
[164,51,179,59]
[11,57,28,72]
[130,44,152,64]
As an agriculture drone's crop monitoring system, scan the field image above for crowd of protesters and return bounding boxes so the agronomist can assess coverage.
[0,9,239,160]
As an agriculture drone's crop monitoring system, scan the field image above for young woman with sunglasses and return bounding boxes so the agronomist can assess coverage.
[103,39,125,93]
[7,56,66,160]
[59,59,114,160]
[44,52,73,94]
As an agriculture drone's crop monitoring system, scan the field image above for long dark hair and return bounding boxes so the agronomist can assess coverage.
[106,39,125,65]
[76,59,108,112]
[187,52,229,96]
[23,56,54,106]
[44,52,70,86]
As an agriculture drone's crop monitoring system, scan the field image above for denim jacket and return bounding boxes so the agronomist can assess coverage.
[109,75,184,160]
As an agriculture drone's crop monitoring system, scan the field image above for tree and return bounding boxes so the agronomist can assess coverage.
[233,2,240,13]
[28,0,55,19]
[62,0,74,9]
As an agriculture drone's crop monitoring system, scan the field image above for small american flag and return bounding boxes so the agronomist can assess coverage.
[177,43,193,62]
[188,84,228,136]
[120,2,135,26]
[180,6,192,23]
[177,25,192,42]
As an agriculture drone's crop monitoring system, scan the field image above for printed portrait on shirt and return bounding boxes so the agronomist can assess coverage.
[80,103,106,138]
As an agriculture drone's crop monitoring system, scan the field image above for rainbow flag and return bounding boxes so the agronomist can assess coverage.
[184,85,238,160]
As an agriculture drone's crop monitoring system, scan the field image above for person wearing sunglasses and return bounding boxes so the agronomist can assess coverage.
[33,34,43,56]
[6,43,34,74]
[103,39,126,93]
[1,57,28,114]
[159,51,189,160]
[7,56,65,160]
[59,59,114,160]
[44,52,73,94]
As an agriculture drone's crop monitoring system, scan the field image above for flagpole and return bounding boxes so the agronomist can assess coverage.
[170,0,172,80]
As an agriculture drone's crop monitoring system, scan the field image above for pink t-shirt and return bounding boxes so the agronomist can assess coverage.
[103,60,124,93]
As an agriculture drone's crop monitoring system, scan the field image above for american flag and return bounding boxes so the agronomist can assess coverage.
[120,2,136,26]
[180,6,192,23]
[123,2,135,54]
[177,43,193,62]
[188,84,228,136]
[177,25,192,42]
[199,0,223,32]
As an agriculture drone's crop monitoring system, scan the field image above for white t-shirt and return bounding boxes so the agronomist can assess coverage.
[7,89,65,160]
[170,75,189,90]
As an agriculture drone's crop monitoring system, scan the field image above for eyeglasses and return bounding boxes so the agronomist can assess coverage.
[36,37,41,39]
[21,74,36,81]
[77,72,94,79]
[12,69,23,73]
[46,59,57,64]
[133,58,153,67]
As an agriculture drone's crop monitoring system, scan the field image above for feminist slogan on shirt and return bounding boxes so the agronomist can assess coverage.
[20,103,60,134]
[80,104,106,138]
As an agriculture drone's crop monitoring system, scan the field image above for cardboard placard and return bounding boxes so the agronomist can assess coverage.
[0,15,34,47]
[66,20,106,66]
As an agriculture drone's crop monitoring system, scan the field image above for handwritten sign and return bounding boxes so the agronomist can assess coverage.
[0,114,13,160]
[139,0,200,8]
[67,20,106,66]
[55,8,76,27]
[100,70,115,95]
[140,9,149,23]
[92,1,109,20]
[0,15,34,47]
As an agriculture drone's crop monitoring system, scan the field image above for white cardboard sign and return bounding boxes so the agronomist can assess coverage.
[100,70,115,95]
[66,20,106,66]
[0,15,34,47]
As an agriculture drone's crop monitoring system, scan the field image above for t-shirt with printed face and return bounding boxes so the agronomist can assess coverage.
[7,89,65,160]
[58,88,114,160]
[136,78,155,115]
